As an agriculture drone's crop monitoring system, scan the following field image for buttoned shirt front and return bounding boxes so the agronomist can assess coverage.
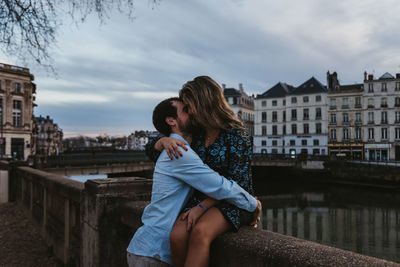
[127,133,257,265]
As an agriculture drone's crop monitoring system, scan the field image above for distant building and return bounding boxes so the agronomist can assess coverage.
[0,63,36,160]
[223,83,254,136]
[362,71,400,161]
[327,71,364,159]
[254,77,329,156]
[34,115,63,156]
[128,130,159,150]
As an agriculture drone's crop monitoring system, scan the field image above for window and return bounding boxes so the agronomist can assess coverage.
[283,125,286,135]
[313,139,319,146]
[261,140,267,146]
[301,139,307,146]
[262,101,266,107]
[303,123,309,134]
[272,111,277,122]
[396,128,400,139]
[342,98,349,109]
[290,140,295,146]
[330,114,336,124]
[396,82,400,91]
[13,100,22,126]
[291,109,297,120]
[283,100,286,106]
[381,98,388,108]
[303,96,309,103]
[395,97,400,107]
[283,111,286,122]
[291,97,297,104]
[291,124,297,134]
[381,128,388,140]
[262,112,267,122]
[272,140,278,146]
[368,83,374,92]
[330,98,336,109]
[368,112,374,124]
[316,95,321,102]
[355,113,362,123]
[343,128,349,140]
[316,123,322,134]
[355,97,361,108]
[368,98,374,108]
[381,82,387,92]
[303,108,309,120]
[0,80,2,90]
[262,126,267,136]
[272,100,277,106]
[272,125,278,135]
[0,98,2,125]
[315,108,321,120]
[14,82,21,93]
[330,129,336,140]
[233,97,238,105]
[356,128,362,140]
[343,113,349,124]
[381,111,388,124]
[396,112,400,123]
[368,128,374,140]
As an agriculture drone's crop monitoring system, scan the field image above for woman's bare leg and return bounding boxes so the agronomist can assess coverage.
[184,207,231,267]
[170,213,190,267]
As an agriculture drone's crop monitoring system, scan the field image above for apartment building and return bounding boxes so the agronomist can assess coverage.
[0,63,36,159]
[362,72,400,160]
[254,77,329,156]
[223,83,254,136]
[34,115,63,156]
[327,72,364,159]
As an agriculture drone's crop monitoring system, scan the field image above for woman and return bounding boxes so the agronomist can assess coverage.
[146,76,256,267]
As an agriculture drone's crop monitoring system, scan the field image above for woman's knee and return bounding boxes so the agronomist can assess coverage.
[189,222,212,245]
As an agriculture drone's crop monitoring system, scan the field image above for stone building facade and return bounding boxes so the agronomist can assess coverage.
[34,115,63,156]
[327,71,364,159]
[254,77,329,156]
[223,84,254,136]
[362,72,400,161]
[0,63,36,159]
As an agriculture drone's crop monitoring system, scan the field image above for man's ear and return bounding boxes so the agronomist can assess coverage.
[165,116,176,126]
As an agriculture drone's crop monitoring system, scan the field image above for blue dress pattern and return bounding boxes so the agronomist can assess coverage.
[145,128,254,231]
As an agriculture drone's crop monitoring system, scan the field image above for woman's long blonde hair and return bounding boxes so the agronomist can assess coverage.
[179,76,244,131]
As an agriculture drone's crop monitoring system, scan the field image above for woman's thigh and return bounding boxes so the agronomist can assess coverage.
[170,213,190,243]
[190,207,232,242]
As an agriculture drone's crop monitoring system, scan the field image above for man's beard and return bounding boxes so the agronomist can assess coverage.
[177,116,201,136]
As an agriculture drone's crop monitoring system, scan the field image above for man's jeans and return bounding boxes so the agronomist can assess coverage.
[127,252,171,267]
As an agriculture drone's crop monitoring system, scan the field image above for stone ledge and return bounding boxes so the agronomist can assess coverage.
[122,201,400,267]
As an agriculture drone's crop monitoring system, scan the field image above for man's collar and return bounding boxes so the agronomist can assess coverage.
[169,133,190,146]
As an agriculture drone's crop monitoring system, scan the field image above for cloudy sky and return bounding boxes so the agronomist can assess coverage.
[1,0,400,137]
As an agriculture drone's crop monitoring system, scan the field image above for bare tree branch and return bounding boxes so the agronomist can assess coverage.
[0,0,160,72]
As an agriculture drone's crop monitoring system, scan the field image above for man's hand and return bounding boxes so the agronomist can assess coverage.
[181,205,206,232]
[250,199,262,228]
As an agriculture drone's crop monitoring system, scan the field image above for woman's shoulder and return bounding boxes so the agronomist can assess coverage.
[223,127,251,142]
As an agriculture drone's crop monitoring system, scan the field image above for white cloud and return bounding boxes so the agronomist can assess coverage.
[37,90,112,105]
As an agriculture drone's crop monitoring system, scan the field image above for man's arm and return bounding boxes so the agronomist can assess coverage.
[158,149,257,212]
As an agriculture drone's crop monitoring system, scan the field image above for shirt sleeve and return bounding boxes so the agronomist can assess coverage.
[157,149,257,212]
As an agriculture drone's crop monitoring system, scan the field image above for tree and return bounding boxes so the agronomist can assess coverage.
[0,0,159,70]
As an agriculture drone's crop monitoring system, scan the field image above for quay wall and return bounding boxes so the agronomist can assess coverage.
[1,161,399,266]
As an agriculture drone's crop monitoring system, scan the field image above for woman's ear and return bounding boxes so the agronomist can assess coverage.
[165,117,175,126]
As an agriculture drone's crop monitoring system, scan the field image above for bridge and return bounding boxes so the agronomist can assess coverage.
[0,161,397,267]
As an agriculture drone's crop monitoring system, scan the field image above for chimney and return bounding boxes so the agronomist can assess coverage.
[368,74,374,81]
[364,71,367,81]
[239,83,243,92]
[396,73,400,79]
[222,83,226,89]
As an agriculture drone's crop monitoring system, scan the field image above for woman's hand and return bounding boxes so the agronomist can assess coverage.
[250,199,262,228]
[155,137,188,159]
[181,206,206,232]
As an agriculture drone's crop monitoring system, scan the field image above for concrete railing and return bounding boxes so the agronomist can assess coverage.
[3,161,400,266]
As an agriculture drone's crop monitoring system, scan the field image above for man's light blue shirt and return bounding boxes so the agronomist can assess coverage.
[127,133,257,265]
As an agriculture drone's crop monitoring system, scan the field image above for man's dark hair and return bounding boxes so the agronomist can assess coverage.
[152,97,181,136]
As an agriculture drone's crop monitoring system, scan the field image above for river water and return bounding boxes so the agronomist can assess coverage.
[256,180,400,263]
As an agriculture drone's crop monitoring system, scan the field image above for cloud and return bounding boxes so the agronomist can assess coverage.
[37,90,112,105]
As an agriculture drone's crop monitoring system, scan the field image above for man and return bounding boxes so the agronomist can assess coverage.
[126,97,261,266]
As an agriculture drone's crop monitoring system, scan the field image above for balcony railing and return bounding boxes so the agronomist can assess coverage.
[342,121,350,125]
[315,116,321,120]
[341,105,349,109]
[368,105,375,108]
[381,104,388,108]
[381,120,388,124]
[355,104,362,108]
[329,122,337,125]
[368,120,375,124]
[355,121,362,125]
[330,106,336,110]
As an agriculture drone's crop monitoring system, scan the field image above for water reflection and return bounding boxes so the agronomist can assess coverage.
[259,191,400,263]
